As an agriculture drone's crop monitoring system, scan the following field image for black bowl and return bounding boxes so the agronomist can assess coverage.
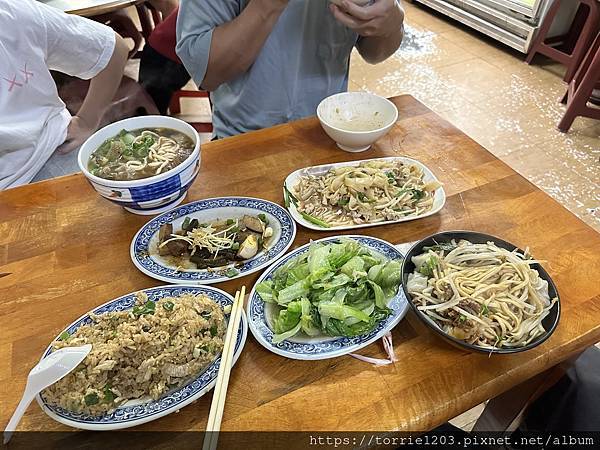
[401,230,561,354]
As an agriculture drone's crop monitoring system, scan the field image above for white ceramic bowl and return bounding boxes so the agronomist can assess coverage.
[78,116,200,215]
[317,92,398,152]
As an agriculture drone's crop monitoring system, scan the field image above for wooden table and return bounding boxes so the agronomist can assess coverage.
[40,0,143,17]
[1,96,600,441]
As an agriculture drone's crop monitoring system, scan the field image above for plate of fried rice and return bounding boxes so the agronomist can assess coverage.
[36,285,247,430]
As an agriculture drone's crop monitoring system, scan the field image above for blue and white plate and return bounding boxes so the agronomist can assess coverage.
[247,235,409,360]
[130,197,296,284]
[36,285,247,430]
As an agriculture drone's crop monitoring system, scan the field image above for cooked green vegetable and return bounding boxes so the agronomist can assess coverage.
[256,239,402,342]
[59,331,71,341]
[84,393,99,406]
[418,255,438,277]
[481,303,489,316]
[422,242,458,253]
[162,301,175,311]
[103,384,115,403]
[132,300,156,318]
[299,212,331,228]
[283,184,298,208]
[225,267,239,278]
[258,213,269,225]
[413,189,425,200]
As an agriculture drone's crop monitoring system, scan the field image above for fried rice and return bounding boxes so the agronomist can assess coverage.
[42,292,226,415]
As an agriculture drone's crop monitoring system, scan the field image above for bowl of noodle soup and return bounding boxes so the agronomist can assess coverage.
[401,231,560,354]
[78,116,200,215]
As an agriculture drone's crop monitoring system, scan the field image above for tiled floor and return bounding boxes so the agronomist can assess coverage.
[349,2,600,231]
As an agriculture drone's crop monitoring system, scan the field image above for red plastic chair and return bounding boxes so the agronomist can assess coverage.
[526,0,600,82]
[558,32,600,132]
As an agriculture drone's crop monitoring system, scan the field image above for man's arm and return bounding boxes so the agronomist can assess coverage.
[56,34,129,153]
[176,0,287,91]
[330,0,405,64]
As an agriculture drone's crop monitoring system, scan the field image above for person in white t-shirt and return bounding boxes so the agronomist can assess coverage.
[0,0,128,190]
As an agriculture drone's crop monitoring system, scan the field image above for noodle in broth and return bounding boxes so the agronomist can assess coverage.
[88,128,195,181]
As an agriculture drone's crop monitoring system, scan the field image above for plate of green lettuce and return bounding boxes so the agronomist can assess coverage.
[247,235,408,360]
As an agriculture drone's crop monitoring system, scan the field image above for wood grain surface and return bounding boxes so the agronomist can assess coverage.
[1,95,599,437]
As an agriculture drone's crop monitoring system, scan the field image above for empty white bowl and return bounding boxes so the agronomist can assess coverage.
[78,116,200,215]
[317,92,399,152]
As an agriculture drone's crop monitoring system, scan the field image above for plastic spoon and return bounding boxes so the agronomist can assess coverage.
[3,344,92,444]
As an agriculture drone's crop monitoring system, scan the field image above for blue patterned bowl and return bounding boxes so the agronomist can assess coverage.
[36,285,247,430]
[77,116,200,215]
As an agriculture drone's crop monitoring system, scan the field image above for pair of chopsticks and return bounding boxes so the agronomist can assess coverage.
[202,286,246,450]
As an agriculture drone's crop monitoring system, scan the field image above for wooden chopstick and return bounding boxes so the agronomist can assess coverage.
[203,285,245,450]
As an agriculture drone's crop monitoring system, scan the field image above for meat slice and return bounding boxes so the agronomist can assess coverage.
[158,222,188,256]
[165,240,188,257]
[159,223,173,243]
[158,223,174,256]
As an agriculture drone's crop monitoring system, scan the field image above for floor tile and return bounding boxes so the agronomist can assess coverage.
[433,59,522,105]
[351,58,476,114]
[449,402,486,432]
[396,30,478,69]
[531,130,600,182]
[502,147,600,231]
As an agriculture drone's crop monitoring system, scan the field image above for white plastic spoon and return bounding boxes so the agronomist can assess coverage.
[3,344,92,444]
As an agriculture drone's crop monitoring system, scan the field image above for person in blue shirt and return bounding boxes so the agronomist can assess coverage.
[176,0,405,139]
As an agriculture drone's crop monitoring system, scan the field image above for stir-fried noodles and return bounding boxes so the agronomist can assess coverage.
[292,160,440,227]
[406,240,557,349]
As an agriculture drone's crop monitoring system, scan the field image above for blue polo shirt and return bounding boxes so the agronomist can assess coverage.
[176,0,358,138]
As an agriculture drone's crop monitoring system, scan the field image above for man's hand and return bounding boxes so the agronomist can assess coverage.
[55,116,97,154]
[330,0,404,38]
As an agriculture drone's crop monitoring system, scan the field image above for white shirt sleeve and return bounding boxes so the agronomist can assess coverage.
[34,1,116,80]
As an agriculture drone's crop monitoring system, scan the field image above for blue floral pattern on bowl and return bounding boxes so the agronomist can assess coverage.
[247,235,409,360]
[36,285,247,430]
[130,197,296,284]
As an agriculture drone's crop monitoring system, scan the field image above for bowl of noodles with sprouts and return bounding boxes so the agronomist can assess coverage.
[401,231,560,354]
[78,116,200,215]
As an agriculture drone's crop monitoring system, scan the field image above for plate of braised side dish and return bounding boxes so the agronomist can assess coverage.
[130,197,296,284]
